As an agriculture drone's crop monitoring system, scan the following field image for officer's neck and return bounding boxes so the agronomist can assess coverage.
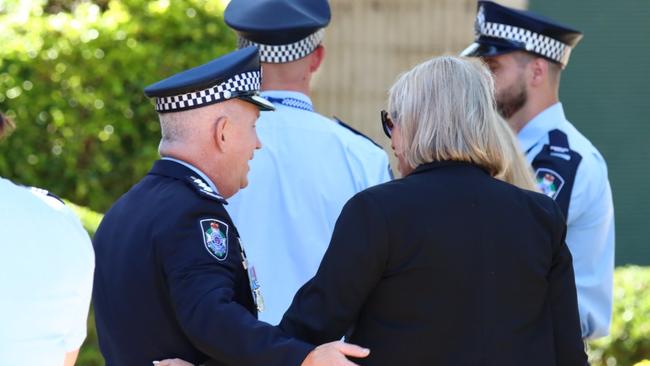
[508,92,559,133]
[260,62,313,97]
[260,78,311,97]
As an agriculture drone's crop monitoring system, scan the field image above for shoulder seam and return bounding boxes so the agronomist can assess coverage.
[334,117,384,150]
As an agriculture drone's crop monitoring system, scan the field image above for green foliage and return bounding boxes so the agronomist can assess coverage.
[78,307,104,366]
[0,0,236,212]
[589,266,650,366]
[66,199,103,236]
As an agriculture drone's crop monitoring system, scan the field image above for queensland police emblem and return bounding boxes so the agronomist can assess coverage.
[535,168,565,200]
[200,219,228,261]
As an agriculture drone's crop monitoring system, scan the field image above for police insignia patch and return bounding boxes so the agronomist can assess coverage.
[535,168,565,200]
[200,219,229,261]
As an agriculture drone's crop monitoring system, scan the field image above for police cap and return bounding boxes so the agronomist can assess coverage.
[225,0,331,64]
[144,46,274,113]
[461,1,583,67]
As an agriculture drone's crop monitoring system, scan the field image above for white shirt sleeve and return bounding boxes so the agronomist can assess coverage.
[565,151,615,339]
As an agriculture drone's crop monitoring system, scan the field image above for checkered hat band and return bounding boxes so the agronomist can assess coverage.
[155,71,261,112]
[479,21,572,64]
[238,29,325,64]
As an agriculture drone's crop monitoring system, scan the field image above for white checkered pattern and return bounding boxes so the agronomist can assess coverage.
[238,29,325,64]
[477,21,572,65]
[155,71,261,112]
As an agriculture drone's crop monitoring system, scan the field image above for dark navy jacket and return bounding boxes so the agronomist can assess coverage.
[93,159,313,366]
[280,161,587,366]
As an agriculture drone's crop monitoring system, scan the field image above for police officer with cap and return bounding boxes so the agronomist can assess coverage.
[92,46,369,366]
[223,0,392,326]
[462,1,615,339]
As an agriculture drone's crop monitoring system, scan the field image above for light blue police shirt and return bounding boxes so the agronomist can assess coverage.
[0,178,95,365]
[519,102,615,339]
[227,90,392,325]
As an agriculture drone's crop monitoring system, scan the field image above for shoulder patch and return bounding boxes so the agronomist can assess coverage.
[185,175,227,204]
[200,219,229,261]
[29,186,65,204]
[334,117,384,150]
[535,168,565,199]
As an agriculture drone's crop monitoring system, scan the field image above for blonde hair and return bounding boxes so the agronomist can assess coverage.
[388,56,538,191]
[492,115,539,191]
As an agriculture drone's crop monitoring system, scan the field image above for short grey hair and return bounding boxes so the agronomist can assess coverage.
[388,56,533,187]
[158,111,191,145]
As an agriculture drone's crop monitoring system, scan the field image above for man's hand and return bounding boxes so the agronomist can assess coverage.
[153,359,194,366]
[301,340,370,366]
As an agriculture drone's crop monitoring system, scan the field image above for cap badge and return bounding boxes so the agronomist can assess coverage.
[475,5,486,36]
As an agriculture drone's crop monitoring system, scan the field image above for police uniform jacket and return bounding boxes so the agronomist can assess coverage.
[520,103,615,339]
[280,160,588,366]
[227,90,392,325]
[93,159,313,366]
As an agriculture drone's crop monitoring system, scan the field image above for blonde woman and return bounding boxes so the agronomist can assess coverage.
[277,57,587,366]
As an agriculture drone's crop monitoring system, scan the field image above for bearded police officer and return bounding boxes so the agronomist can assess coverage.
[223,0,393,326]
[462,1,615,339]
[92,46,369,366]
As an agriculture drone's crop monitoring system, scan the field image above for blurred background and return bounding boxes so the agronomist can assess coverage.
[0,0,648,365]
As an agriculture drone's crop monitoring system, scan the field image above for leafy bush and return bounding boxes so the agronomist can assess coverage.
[78,307,104,366]
[589,266,650,366]
[67,199,103,236]
[0,0,236,212]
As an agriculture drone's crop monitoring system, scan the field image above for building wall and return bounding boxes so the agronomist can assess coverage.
[312,0,526,156]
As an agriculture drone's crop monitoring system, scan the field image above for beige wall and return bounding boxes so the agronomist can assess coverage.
[312,0,526,166]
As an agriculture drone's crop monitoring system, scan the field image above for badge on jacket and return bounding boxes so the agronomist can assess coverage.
[201,219,229,261]
[535,168,565,199]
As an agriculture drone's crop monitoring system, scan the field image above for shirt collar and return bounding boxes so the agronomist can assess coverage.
[517,102,566,153]
[161,157,219,195]
[260,90,313,107]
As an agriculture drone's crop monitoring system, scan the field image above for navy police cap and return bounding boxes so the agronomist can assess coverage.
[225,0,331,64]
[461,1,583,67]
[144,46,274,113]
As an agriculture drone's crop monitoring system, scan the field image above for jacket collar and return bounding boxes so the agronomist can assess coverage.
[518,102,566,153]
[148,159,227,204]
[409,160,490,176]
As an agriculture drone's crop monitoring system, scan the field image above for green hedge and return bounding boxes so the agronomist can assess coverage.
[589,266,650,366]
[0,0,236,213]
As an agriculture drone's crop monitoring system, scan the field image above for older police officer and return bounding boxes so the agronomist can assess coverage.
[92,47,368,366]
[462,1,615,339]
[223,0,393,326]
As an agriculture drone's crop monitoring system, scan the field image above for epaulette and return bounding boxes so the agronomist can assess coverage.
[28,186,65,205]
[334,117,384,150]
[185,175,228,204]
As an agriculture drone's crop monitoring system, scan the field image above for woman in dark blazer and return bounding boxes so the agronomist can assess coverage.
[279,56,588,366]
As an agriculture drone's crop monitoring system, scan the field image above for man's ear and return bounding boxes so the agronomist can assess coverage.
[309,45,325,73]
[529,58,548,88]
[213,115,229,152]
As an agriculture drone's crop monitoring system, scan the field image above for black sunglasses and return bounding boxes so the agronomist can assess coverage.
[380,110,394,138]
